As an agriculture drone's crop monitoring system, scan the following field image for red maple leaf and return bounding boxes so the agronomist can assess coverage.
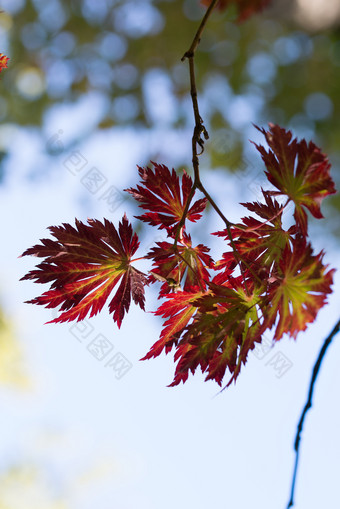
[168,278,263,387]
[147,233,214,295]
[141,291,202,360]
[20,215,148,328]
[125,162,207,235]
[201,0,271,22]
[0,53,9,73]
[214,191,296,272]
[254,124,336,235]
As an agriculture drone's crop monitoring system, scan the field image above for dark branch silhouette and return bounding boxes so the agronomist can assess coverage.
[287,317,340,508]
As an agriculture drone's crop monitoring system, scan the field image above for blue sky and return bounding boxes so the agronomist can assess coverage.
[1,96,340,508]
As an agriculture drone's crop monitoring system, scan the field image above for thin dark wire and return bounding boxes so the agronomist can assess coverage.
[287,317,340,508]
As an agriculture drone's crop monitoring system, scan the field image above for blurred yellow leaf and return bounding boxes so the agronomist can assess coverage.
[0,311,30,389]
[0,466,68,509]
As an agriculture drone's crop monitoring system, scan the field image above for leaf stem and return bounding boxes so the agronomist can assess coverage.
[242,198,291,234]
[174,185,196,247]
[130,257,147,263]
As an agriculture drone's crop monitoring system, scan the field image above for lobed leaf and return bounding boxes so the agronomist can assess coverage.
[125,162,207,235]
[168,280,263,387]
[20,215,148,328]
[262,237,334,340]
[214,191,295,270]
[141,291,201,360]
[147,234,214,295]
[254,124,336,235]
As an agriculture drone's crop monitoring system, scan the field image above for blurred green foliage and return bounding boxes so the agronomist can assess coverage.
[0,0,339,221]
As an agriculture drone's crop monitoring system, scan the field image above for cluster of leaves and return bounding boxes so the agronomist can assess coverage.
[21,123,336,388]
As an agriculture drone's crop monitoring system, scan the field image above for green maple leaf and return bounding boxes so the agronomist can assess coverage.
[262,237,334,340]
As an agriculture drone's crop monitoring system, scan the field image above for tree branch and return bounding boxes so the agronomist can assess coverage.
[180,2,233,222]
[178,0,257,293]
[174,2,218,246]
[287,317,340,508]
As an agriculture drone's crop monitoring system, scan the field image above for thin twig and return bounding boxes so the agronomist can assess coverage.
[178,0,255,293]
[173,1,216,247]
[189,56,209,181]
[287,317,340,508]
[182,2,235,243]
[197,182,254,292]
[181,0,220,60]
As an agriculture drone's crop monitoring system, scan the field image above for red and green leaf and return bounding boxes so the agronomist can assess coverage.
[262,237,335,341]
[141,291,202,360]
[147,234,214,294]
[125,162,207,235]
[0,53,9,73]
[168,280,263,386]
[214,191,295,270]
[20,215,148,328]
[254,124,336,235]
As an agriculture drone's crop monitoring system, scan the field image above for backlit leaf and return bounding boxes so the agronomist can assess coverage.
[254,124,336,235]
[125,162,207,235]
[147,233,214,295]
[20,215,147,328]
[141,291,201,360]
[262,237,334,340]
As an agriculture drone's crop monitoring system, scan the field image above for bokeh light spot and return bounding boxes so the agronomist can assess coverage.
[304,92,333,121]
[15,67,45,100]
[247,52,277,85]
